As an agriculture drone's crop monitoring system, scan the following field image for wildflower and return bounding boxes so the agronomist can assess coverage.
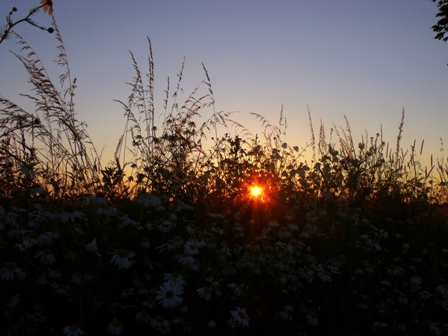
[150,316,171,334]
[300,230,311,239]
[230,307,251,327]
[72,225,84,236]
[189,258,200,271]
[364,263,375,274]
[62,324,84,336]
[197,286,212,300]
[184,243,199,255]
[367,238,381,251]
[35,274,48,285]
[135,311,150,323]
[317,267,332,282]
[109,249,136,269]
[357,303,369,310]
[52,283,71,297]
[268,220,279,228]
[60,205,83,223]
[40,0,53,15]
[278,227,292,239]
[71,272,83,285]
[142,296,155,308]
[34,248,56,264]
[436,284,448,296]
[5,294,20,309]
[136,193,161,207]
[83,271,94,282]
[387,265,404,276]
[228,283,245,296]
[48,269,62,279]
[176,251,194,265]
[420,290,432,300]
[306,312,318,326]
[397,291,408,304]
[299,266,315,283]
[0,262,24,280]
[107,319,123,335]
[410,275,422,286]
[155,282,184,308]
[276,305,294,320]
[85,238,99,254]
[164,272,185,286]
[121,288,134,298]
[186,224,196,235]
[140,238,150,249]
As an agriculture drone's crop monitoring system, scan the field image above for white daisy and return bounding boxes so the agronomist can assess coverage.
[150,315,171,334]
[0,262,24,280]
[109,249,136,269]
[163,272,185,286]
[299,266,315,283]
[228,283,245,296]
[5,294,20,309]
[318,268,332,282]
[34,249,56,264]
[176,251,194,265]
[62,324,84,336]
[155,282,184,308]
[410,275,422,286]
[436,284,448,296]
[278,227,292,239]
[184,243,199,255]
[141,296,155,308]
[397,291,408,304]
[107,319,123,335]
[276,305,294,320]
[196,286,212,300]
[85,238,99,254]
[230,307,250,327]
[140,238,150,249]
[135,311,150,323]
[306,312,318,326]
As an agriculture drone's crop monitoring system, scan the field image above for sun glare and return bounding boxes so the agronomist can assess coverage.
[250,186,263,198]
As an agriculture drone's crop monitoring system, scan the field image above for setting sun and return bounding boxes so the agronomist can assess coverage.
[249,185,263,198]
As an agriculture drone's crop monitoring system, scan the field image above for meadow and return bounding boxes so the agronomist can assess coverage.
[1,17,448,336]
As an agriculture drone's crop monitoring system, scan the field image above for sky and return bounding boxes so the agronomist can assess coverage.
[1,0,447,169]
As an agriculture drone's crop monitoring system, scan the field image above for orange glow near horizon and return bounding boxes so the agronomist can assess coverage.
[249,186,263,198]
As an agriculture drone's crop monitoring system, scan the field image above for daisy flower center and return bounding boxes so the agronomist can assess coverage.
[112,320,122,327]
[43,248,52,255]
[238,311,247,319]
[69,324,79,331]
[117,249,129,257]
[165,290,174,299]
[5,262,17,270]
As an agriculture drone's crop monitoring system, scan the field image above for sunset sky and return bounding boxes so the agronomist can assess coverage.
[1,0,447,168]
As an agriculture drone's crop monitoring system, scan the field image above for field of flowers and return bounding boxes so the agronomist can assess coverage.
[1,12,448,336]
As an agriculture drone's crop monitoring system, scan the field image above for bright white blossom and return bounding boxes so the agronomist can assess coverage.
[62,324,84,336]
[436,284,448,296]
[109,249,136,269]
[196,286,212,300]
[155,282,184,308]
[107,319,123,335]
[163,272,185,286]
[85,238,99,254]
[135,311,150,323]
[230,307,251,327]
[0,262,24,280]
[306,312,319,326]
[34,248,56,264]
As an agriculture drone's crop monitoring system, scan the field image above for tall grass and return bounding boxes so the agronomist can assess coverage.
[1,17,448,336]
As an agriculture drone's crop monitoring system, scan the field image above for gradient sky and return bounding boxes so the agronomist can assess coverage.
[1,0,447,169]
